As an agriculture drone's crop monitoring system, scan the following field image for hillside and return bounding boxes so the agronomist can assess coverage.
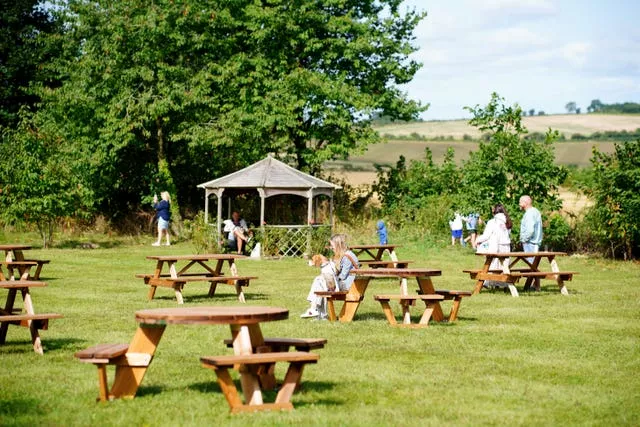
[373,114,640,139]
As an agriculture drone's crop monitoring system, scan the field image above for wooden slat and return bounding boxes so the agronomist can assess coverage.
[75,343,129,360]
[201,351,319,368]
[0,280,47,289]
[373,294,444,301]
[223,337,327,351]
[0,313,62,322]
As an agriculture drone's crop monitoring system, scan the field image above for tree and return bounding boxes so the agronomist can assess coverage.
[461,93,567,216]
[0,118,91,247]
[0,0,60,128]
[528,109,535,116]
[35,0,427,220]
[584,139,640,259]
[565,102,577,114]
[587,99,603,113]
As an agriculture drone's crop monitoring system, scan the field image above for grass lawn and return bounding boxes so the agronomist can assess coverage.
[1,237,639,426]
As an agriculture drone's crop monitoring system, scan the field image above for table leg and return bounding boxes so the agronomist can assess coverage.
[416,277,445,322]
[473,257,493,295]
[418,302,436,325]
[0,288,18,344]
[378,300,397,325]
[401,300,413,325]
[230,324,264,405]
[338,277,369,322]
[389,249,398,262]
[21,288,43,355]
[109,325,165,399]
[399,278,408,296]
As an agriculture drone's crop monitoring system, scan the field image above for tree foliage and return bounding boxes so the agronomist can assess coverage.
[0,0,60,128]
[584,140,640,259]
[460,93,567,216]
[29,0,425,221]
[0,119,91,247]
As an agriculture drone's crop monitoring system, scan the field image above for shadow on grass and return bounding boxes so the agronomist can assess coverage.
[53,239,126,250]
[151,292,270,303]
[134,385,166,398]
[0,337,85,354]
[0,397,45,417]
[188,380,340,406]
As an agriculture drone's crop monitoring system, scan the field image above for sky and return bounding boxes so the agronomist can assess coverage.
[400,0,640,120]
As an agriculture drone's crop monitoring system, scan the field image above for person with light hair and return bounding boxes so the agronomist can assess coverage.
[152,191,171,246]
[301,234,360,319]
[519,195,543,291]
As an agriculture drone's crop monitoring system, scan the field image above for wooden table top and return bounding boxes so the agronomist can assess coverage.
[476,251,566,257]
[352,268,442,277]
[146,254,247,261]
[350,244,400,250]
[135,306,288,325]
[0,244,32,251]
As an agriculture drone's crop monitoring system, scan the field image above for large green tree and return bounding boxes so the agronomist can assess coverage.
[34,0,425,220]
[584,140,640,259]
[460,93,567,216]
[0,0,59,128]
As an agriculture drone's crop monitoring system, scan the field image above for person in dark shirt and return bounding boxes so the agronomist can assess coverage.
[152,191,171,246]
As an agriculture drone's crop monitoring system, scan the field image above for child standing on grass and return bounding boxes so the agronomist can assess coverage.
[449,212,464,246]
[376,220,388,245]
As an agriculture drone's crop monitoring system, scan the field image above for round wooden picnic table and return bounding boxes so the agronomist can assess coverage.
[135,306,288,325]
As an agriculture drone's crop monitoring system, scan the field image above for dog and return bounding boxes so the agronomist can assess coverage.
[308,254,337,291]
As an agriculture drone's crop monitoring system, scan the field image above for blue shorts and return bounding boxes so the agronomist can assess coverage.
[158,217,169,230]
[451,229,463,238]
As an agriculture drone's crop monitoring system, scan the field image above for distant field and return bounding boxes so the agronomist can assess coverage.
[374,113,640,139]
[326,114,640,174]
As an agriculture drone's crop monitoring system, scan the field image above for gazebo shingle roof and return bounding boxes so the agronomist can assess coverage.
[197,156,340,190]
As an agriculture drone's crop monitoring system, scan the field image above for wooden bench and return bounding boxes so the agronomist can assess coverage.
[374,294,444,327]
[358,260,413,269]
[200,351,319,413]
[75,343,132,402]
[464,269,577,294]
[137,274,257,304]
[434,290,472,322]
[21,259,50,279]
[0,313,63,330]
[314,291,349,321]
[223,337,327,352]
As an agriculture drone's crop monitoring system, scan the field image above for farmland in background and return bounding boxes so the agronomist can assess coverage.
[326,114,640,173]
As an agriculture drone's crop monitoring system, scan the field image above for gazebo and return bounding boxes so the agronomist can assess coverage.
[197,155,341,256]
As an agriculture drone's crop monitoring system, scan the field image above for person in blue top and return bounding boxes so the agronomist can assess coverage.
[376,220,388,245]
[152,191,171,246]
[519,195,543,290]
[463,212,481,247]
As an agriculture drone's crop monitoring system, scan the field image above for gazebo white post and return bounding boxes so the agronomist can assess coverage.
[330,193,334,230]
[257,188,266,228]
[216,188,225,240]
[204,189,211,223]
[307,189,314,256]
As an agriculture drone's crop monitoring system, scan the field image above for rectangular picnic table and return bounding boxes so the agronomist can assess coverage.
[138,254,255,304]
[0,280,63,354]
[0,244,49,280]
[466,251,577,296]
[75,306,322,413]
[350,244,400,262]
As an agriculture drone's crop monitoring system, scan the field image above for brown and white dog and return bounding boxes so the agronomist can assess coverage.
[308,254,337,291]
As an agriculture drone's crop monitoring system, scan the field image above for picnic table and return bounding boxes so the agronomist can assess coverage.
[350,244,400,262]
[316,267,470,324]
[0,280,63,354]
[137,254,256,304]
[353,268,471,325]
[466,251,577,296]
[75,306,321,412]
[0,244,49,280]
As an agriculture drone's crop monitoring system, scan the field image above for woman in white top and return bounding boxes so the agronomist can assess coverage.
[474,204,513,291]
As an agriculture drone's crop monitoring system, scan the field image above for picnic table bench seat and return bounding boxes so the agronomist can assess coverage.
[374,294,444,327]
[0,280,47,288]
[75,343,133,402]
[0,313,63,330]
[223,337,327,352]
[314,290,355,321]
[138,274,257,304]
[200,351,319,413]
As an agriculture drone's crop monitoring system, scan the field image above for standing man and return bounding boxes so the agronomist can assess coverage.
[519,195,543,291]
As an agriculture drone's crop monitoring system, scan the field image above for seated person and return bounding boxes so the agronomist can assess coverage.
[224,211,250,254]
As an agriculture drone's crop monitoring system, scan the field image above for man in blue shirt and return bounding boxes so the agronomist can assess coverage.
[519,195,543,291]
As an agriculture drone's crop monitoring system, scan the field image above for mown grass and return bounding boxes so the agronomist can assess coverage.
[1,236,639,426]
